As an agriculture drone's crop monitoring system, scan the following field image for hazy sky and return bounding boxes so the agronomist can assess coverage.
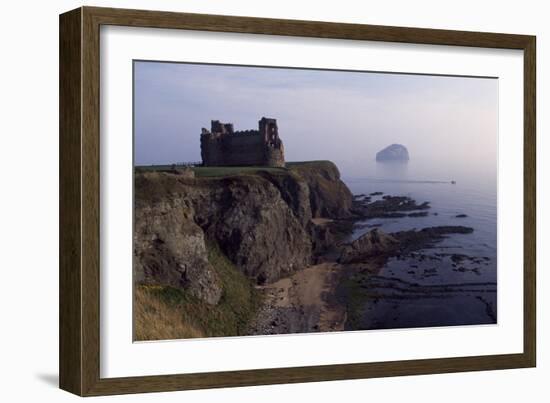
[134,61,498,179]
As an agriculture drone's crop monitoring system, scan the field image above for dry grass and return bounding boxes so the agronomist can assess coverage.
[134,285,204,341]
[134,244,262,341]
[135,165,287,178]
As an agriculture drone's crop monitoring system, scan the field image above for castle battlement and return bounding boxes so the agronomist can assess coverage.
[233,129,261,136]
[200,117,285,167]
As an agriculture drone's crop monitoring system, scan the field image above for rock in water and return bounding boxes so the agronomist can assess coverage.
[376,144,409,162]
[339,229,399,263]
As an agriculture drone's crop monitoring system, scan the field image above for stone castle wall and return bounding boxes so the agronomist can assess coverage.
[200,118,285,167]
[265,147,285,167]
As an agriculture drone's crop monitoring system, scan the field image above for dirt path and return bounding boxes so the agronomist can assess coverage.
[248,263,346,335]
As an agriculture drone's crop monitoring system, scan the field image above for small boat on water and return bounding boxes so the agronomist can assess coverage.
[451,180,456,184]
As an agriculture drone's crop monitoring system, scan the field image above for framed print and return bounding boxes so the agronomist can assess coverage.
[59,6,536,396]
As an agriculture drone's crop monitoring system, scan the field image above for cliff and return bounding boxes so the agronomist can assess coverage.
[134,161,353,305]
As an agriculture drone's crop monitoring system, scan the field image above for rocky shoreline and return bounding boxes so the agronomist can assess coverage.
[134,161,492,339]
[248,222,481,335]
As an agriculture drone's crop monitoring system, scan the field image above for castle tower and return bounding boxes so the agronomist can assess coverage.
[259,117,278,143]
[211,120,234,134]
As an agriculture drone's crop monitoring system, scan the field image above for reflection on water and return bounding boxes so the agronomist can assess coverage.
[374,160,409,179]
[340,160,497,330]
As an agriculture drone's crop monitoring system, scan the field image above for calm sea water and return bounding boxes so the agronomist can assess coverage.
[340,161,497,330]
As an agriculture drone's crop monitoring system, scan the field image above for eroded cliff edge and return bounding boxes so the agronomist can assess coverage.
[133,161,353,308]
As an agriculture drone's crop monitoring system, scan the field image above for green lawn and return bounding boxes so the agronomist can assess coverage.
[135,161,333,178]
[135,162,331,178]
[192,166,287,177]
[286,160,333,171]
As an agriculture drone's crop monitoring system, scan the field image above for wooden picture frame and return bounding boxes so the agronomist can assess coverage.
[59,6,536,396]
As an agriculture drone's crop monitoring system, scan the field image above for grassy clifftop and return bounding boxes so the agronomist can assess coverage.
[136,160,337,178]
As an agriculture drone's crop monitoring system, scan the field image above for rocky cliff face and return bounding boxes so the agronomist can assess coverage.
[288,161,353,219]
[134,197,223,305]
[134,161,353,304]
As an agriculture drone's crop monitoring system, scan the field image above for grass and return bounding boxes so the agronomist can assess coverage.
[134,285,204,340]
[192,166,286,177]
[134,161,332,178]
[286,160,333,168]
[335,265,383,330]
[337,275,366,330]
[134,243,262,341]
[136,164,286,177]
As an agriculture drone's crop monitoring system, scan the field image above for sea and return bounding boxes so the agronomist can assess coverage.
[340,160,497,330]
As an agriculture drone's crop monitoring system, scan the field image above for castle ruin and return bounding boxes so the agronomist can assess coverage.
[200,117,285,167]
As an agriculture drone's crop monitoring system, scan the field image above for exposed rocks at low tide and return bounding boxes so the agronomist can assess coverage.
[339,229,399,263]
[391,226,474,252]
[351,195,430,219]
[333,202,496,330]
[338,225,474,265]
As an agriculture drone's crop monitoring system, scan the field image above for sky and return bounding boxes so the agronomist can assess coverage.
[134,61,498,179]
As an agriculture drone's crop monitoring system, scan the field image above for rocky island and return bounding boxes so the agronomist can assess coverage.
[376,144,410,162]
